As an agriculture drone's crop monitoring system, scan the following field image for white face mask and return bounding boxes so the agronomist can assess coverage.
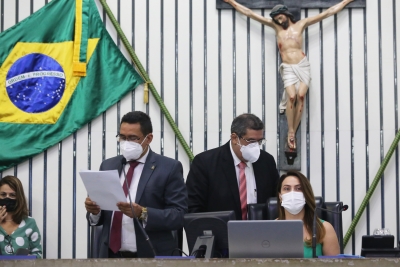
[237,137,260,163]
[120,135,148,161]
[280,191,306,215]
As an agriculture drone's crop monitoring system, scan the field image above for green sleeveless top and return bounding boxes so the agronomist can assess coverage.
[303,219,324,258]
[304,242,323,258]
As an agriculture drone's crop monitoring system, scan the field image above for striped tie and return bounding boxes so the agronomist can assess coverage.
[109,161,140,253]
[238,162,247,220]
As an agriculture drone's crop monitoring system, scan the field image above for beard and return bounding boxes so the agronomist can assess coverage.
[280,20,289,30]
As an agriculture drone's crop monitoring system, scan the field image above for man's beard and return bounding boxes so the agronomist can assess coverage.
[281,20,289,30]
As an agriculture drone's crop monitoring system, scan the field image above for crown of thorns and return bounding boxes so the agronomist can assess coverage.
[269,5,291,19]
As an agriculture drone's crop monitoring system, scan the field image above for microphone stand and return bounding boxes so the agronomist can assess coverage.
[312,210,318,258]
[121,160,157,257]
[312,204,348,258]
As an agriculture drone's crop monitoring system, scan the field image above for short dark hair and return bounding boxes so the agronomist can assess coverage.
[0,175,29,224]
[231,113,264,137]
[120,111,153,135]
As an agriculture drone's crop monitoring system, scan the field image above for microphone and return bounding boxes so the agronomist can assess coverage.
[312,203,347,258]
[120,157,156,257]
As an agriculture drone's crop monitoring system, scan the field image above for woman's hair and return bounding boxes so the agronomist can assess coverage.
[0,175,29,224]
[277,170,325,246]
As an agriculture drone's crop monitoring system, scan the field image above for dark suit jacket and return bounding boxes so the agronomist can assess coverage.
[186,141,279,220]
[87,149,187,258]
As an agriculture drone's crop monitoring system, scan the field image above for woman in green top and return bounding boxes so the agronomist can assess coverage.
[277,171,339,258]
[0,175,42,258]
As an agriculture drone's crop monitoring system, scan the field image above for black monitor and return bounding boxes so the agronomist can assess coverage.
[361,235,400,257]
[184,211,235,258]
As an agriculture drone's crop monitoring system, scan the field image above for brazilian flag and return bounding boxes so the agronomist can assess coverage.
[0,0,143,171]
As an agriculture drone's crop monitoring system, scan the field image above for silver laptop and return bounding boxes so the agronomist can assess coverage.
[228,220,303,258]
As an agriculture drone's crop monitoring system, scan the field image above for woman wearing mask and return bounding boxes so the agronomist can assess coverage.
[0,175,42,258]
[277,171,339,258]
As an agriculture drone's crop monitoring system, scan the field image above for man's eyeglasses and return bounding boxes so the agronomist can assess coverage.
[115,134,143,143]
[4,235,14,254]
[239,136,266,146]
[0,192,16,199]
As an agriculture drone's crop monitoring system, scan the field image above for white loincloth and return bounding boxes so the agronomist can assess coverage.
[278,56,311,114]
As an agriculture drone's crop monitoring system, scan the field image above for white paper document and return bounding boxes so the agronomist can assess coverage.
[79,170,126,211]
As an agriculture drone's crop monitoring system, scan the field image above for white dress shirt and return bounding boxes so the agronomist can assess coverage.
[90,148,149,253]
[229,141,258,206]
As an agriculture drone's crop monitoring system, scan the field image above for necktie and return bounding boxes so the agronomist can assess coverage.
[238,162,247,220]
[109,161,140,253]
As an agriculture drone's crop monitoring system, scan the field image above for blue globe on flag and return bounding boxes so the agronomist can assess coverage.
[6,53,66,113]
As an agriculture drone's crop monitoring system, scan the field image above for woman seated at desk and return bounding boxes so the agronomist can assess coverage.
[277,171,339,258]
[0,175,42,258]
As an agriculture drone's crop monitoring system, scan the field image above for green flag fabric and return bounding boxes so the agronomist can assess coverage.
[0,0,143,171]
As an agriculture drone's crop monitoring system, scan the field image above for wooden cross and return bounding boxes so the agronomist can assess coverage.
[217,0,366,21]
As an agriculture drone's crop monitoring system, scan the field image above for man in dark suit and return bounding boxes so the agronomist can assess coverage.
[85,111,187,258]
[186,113,279,220]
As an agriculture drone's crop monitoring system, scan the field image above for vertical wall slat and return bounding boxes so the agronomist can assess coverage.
[189,0,193,152]
[392,0,400,245]
[232,11,237,119]
[175,0,179,159]
[319,8,326,199]
[363,5,371,236]
[261,9,265,140]
[57,142,62,259]
[218,9,222,146]
[304,9,310,179]
[334,14,340,201]
[160,0,165,155]
[377,0,385,228]
[348,8,356,254]
[72,133,77,258]
[203,0,207,151]
[247,17,251,113]
[43,150,47,259]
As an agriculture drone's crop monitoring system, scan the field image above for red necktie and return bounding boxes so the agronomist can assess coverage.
[238,162,247,220]
[109,161,140,253]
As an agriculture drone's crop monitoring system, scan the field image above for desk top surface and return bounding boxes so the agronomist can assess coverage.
[1,258,400,267]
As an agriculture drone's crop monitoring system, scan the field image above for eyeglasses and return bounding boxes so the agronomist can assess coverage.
[115,134,143,143]
[4,235,14,254]
[239,136,266,146]
[0,192,16,199]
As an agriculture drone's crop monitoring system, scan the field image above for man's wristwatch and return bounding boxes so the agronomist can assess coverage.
[139,207,148,221]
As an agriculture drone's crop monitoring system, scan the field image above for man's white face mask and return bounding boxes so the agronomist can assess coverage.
[120,135,148,161]
[237,136,260,163]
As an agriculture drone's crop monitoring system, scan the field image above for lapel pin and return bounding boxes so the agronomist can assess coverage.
[151,165,155,170]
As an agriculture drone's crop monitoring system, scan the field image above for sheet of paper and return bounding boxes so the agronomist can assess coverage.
[79,170,126,211]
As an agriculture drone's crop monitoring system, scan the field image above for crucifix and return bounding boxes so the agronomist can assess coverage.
[217,0,365,170]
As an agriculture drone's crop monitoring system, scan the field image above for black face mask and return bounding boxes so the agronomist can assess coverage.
[0,198,17,212]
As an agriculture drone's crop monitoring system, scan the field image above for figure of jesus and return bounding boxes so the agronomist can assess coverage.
[224,0,354,150]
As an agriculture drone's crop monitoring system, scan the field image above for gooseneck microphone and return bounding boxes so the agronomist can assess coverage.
[121,157,156,257]
[312,204,348,258]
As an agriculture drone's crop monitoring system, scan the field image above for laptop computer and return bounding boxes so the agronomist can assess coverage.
[228,220,303,258]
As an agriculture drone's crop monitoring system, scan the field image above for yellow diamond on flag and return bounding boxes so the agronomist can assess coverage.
[0,39,99,124]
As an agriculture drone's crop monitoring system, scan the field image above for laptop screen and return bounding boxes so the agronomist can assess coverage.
[228,220,303,258]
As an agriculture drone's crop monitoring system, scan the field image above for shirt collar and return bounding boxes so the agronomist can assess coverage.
[230,140,247,167]
[137,146,150,164]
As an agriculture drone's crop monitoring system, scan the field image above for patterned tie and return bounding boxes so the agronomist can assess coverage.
[238,162,247,220]
[109,161,140,253]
